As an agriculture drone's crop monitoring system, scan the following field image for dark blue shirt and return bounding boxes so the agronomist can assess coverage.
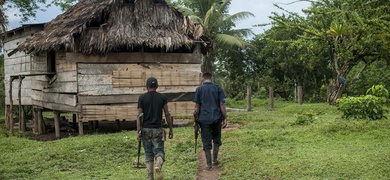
[194,82,226,125]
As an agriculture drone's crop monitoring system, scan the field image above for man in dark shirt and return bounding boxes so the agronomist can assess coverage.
[194,72,227,170]
[137,77,173,180]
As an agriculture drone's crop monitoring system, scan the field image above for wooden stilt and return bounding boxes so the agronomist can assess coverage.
[38,110,43,134]
[9,77,14,136]
[78,121,84,135]
[33,107,38,133]
[5,105,10,129]
[54,111,61,139]
[18,75,25,134]
[72,114,77,130]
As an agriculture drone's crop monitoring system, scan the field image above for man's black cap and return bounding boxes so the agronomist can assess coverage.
[146,76,158,88]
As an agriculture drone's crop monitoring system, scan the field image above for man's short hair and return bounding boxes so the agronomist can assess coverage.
[146,76,158,88]
[202,72,212,79]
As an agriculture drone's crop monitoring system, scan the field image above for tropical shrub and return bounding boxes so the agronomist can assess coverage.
[337,85,389,120]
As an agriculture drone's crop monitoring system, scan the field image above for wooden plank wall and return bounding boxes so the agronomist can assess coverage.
[29,51,78,111]
[3,36,34,105]
[78,63,201,95]
[3,25,45,105]
[39,51,77,93]
[77,63,201,121]
[79,101,194,122]
[74,51,202,121]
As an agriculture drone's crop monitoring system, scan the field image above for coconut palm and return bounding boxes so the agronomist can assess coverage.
[175,0,255,73]
[0,0,6,34]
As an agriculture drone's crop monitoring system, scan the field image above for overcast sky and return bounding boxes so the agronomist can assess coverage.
[7,0,311,36]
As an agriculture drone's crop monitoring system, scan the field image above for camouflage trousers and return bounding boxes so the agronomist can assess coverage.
[142,128,165,162]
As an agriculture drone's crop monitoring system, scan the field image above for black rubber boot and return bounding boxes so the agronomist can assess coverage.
[213,145,220,165]
[205,150,212,170]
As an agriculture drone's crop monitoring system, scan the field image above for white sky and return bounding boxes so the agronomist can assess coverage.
[6,0,311,36]
[229,0,310,35]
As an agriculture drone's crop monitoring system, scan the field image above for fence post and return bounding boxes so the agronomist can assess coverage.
[297,86,303,105]
[247,85,252,111]
[269,86,274,110]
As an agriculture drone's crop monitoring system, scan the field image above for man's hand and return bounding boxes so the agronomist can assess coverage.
[137,131,142,141]
[169,130,173,139]
[222,119,227,128]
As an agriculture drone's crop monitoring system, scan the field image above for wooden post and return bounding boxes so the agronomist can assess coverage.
[297,86,303,105]
[20,106,26,135]
[53,111,61,139]
[78,114,84,135]
[78,121,84,135]
[37,109,43,134]
[246,85,252,111]
[18,75,26,134]
[5,105,10,129]
[269,86,274,110]
[9,77,14,136]
[72,114,77,130]
[33,107,38,133]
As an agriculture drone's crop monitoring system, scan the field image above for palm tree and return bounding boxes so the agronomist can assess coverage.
[0,0,6,34]
[175,0,255,73]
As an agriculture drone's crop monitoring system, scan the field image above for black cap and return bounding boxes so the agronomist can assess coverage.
[146,77,158,88]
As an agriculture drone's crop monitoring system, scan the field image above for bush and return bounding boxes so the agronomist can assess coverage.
[292,111,316,125]
[336,85,389,120]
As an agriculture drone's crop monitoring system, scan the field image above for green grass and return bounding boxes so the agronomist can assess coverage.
[1,101,389,179]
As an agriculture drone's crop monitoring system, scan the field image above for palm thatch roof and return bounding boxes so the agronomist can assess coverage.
[18,0,203,55]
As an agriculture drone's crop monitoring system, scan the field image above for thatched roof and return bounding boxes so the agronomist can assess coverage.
[18,0,203,54]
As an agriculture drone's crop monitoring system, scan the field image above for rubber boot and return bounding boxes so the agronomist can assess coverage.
[213,145,220,165]
[155,156,164,180]
[146,161,154,180]
[205,150,212,170]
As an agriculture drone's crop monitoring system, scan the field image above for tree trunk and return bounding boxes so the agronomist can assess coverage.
[203,55,213,73]
[328,83,346,105]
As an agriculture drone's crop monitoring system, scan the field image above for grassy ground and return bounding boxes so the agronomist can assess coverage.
[1,101,389,179]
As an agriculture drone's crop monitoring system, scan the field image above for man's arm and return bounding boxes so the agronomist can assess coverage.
[194,104,200,122]
[220,103,227,128]
[163,104,174,139]
[136,108,143,141]
[137,108,143,133]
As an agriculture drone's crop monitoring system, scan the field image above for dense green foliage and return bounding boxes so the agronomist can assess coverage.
[337,85,389,120]
[218,0,390,102]
[2,101,389,179]
[265,0,390,104]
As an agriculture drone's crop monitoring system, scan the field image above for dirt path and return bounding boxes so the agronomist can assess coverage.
[196,149,220,180]
[195,122,240,180]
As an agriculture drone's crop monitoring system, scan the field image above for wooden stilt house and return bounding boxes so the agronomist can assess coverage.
[3,0,204,137]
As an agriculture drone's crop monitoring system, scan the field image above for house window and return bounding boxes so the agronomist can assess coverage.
[47,50,56,73]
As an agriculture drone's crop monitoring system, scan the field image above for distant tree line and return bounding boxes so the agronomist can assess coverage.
[1,0,389,105]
